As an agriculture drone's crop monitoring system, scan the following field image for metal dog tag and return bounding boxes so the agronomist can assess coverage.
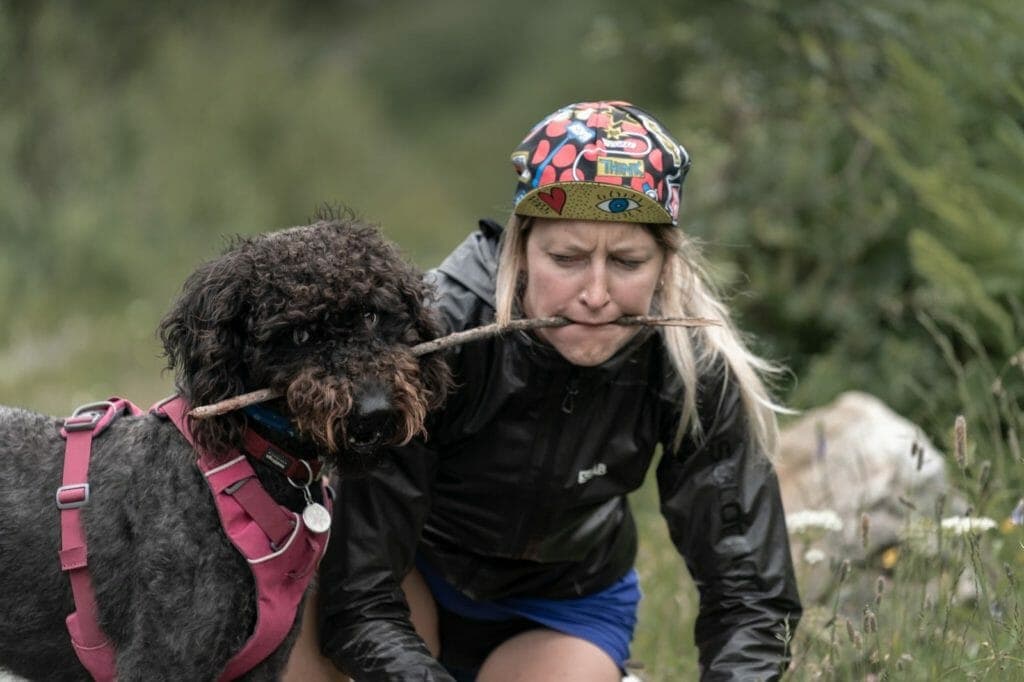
[302,502,332,534]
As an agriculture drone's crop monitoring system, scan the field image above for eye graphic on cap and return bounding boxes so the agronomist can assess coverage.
[596,197,640,214]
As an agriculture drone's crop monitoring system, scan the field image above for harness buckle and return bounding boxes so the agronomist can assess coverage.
[63,411,104,433]
[63,400,124,435]
[72,400,118,418]
[56,483,91,509]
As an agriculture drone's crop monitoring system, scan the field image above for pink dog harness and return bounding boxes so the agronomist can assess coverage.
[58,399,144,680]
[57,396,332,681]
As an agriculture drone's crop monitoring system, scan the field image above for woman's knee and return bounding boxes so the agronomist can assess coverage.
[283,570,439,681]
[281,589,350,682]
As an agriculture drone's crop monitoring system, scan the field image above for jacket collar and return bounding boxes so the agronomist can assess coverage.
[432,221,502,309]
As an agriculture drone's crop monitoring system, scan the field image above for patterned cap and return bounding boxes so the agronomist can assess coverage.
[511,101,691,226]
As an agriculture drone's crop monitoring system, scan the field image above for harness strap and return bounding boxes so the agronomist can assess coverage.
[56,394,330,681]
[155,395,331,681]
[202,456,297,550]
[162,404,299,549]
[58,397,143,681]
[228,478,296,549]
[242,426,325,483]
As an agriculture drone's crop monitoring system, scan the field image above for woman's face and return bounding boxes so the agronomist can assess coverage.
[521,218,666,367]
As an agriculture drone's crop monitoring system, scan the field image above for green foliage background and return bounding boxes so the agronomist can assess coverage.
[2,0,1023,677]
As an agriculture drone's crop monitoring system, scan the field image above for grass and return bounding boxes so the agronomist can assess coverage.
[629,468,1024,680]
[628,372,1024,680]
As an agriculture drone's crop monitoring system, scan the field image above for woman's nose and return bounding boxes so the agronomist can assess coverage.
[578,264,611,308]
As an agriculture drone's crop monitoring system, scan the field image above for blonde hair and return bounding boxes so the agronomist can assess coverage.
[494,214,786,457]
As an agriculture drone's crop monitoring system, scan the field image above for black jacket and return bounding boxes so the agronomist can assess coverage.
[318,221,801,681]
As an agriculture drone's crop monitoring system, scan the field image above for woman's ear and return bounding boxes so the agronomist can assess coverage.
[659,253,676,289]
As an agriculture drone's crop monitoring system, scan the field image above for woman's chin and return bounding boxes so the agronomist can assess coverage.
[559,346,616,367]
[543,326,634,367]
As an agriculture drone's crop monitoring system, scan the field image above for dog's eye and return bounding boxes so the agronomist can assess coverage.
[362,311,378,328]
[292,328,312,346]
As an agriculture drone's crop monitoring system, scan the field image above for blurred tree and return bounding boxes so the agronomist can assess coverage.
[3,0,1021,458]
[603,0,1024,460]
[0,0,657,412]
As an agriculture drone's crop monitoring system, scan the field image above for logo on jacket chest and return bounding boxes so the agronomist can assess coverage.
[577,462,607,485]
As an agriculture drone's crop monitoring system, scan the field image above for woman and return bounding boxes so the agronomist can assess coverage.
[307,101,800,681]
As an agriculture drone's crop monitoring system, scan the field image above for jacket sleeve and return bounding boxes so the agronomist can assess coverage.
[317,435,454,681]
[656,366,801,681]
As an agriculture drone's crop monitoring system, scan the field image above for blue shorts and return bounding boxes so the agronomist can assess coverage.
[416,557,640,672]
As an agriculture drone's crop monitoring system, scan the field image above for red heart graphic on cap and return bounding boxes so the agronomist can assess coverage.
[538,187,566,214]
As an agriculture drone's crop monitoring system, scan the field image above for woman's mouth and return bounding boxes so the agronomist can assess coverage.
[564,318,618,328]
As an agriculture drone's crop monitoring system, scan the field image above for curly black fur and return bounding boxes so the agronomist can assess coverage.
[0,214,451,680]
[159,212,450,472]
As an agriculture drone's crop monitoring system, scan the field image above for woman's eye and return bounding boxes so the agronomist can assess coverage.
[614,257,644,270]
[292,328,311,346]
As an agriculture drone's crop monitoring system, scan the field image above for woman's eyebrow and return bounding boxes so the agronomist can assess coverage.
[543,240,593,253]
[609,244,656,256]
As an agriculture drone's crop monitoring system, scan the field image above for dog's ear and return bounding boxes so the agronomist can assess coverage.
[158,250,251,453]
[419,345,452,410]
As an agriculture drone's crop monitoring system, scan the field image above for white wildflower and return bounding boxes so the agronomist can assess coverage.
[940,516,998,536]
[786,509,844,534]
[803,548,827,565]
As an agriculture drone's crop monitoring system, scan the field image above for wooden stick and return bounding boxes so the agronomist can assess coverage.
[188,315,719,419]
[188,388,280,419]
[408,315,719,357]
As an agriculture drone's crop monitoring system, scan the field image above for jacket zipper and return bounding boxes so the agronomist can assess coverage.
[561,375,580,414]
[515,366,576,557]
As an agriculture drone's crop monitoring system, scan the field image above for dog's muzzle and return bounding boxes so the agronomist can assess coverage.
[346,385,396,453]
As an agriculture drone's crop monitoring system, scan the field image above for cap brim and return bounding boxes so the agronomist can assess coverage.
[514,182,673,224]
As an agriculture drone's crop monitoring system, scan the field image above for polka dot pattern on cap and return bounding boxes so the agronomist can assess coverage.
[511,101,691,226]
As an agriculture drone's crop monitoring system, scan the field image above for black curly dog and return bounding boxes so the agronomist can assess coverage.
[0,213,450,681]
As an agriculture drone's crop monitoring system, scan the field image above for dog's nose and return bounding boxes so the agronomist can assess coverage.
[346,385,395,452]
